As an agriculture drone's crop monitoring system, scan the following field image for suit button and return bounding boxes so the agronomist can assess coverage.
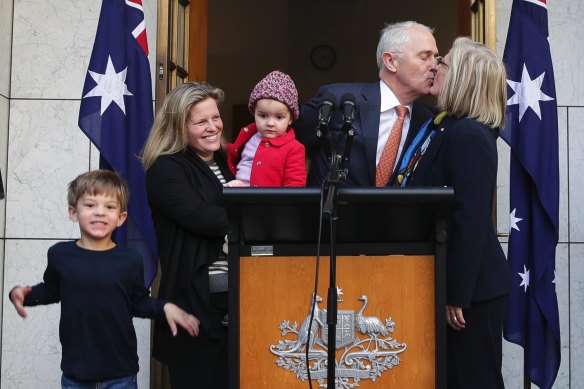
[256,161,262,166]
[265,142,270,147]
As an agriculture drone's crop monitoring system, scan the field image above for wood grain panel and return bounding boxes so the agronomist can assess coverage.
[239,255,435,388]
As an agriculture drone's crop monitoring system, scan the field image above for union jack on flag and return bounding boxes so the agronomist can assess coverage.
[78,0,158,286]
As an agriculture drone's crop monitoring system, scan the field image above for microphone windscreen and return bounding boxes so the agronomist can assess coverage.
[340,93,356,105]
[320,92,336,108]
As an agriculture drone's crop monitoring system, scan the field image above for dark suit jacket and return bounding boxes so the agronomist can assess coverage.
[294,82,435,187]
[408,116,512,308]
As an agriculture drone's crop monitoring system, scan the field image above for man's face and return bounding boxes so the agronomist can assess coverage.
[392,26,439,102]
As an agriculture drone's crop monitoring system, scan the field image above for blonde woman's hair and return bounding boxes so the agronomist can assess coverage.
[68,170,129,212]
[438,37,507,128]
[141,82,225,170]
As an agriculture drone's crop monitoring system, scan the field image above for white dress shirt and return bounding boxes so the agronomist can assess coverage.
[375,80,413,171]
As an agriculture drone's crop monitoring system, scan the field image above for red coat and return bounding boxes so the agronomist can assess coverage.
[227,123,306,187]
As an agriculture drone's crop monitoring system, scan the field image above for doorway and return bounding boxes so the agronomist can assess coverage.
[205,0,468,140]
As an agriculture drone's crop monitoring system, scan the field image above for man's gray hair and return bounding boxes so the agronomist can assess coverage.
[376,21,434,71]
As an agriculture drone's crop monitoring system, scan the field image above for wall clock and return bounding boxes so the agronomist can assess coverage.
[310,44,336,70]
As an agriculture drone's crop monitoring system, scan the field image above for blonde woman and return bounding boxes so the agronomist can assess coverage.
[399,37,512,388]
[142,82,235,389]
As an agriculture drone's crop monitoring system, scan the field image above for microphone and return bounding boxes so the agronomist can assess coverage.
[340,94,356,163]
[316,93,336,138]
[340,93,356,134]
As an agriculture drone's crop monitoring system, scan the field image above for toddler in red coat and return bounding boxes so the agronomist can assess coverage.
[226,70,306,187]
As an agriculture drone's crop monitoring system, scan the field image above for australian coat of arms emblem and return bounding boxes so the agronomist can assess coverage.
[269,291,407,388]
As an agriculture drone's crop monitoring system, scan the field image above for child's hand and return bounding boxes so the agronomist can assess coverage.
[163,303,200,337]
[9,286,32,318]
[224,180,245,188]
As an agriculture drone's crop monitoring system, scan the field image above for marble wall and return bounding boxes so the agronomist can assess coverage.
[0,0,157,388]
[0,0,14,368]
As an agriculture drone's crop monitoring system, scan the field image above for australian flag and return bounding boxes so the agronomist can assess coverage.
[500,0,561,388]
[79,0,158,286]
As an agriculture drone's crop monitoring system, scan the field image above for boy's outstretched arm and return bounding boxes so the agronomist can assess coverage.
[9,286,32,318]
[163,303,200,337]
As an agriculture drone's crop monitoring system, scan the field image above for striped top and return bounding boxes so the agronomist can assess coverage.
[206,159,228,293]
[207,159,227,185]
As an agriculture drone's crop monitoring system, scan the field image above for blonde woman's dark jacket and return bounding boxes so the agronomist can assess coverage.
[408,116,512,308]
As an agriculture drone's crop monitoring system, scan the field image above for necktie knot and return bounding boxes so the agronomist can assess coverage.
[395,105,408,120]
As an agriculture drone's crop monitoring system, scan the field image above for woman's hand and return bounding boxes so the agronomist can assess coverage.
[446,304,466,330]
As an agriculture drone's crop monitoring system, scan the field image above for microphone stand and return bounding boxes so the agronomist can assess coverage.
[341,125,355,164]
[321,121,354,389]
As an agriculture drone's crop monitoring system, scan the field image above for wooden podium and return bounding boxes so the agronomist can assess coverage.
[224,187,453,389]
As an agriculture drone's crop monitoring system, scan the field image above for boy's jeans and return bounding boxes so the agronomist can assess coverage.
[61,374,137,389]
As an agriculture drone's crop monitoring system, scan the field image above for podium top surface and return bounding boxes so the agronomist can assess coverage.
[224,187,453,204]
[224,187,453,245]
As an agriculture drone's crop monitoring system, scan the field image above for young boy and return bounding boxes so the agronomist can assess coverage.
[226,70,306,187]
[8,170,200,389]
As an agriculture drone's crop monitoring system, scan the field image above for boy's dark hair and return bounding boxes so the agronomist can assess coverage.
[67,170,130,212]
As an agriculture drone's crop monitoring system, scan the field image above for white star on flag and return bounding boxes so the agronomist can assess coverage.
[507,63,554,121]
[519,265,530,292]
[509,208,523,232]
[83,55,133,115]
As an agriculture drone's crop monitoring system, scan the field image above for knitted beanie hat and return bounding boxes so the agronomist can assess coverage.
[248,70,299,120]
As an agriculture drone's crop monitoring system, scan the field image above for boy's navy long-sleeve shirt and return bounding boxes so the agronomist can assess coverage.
[24,241,166,381]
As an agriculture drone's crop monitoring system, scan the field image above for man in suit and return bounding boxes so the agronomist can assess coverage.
[295,21,439,187]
